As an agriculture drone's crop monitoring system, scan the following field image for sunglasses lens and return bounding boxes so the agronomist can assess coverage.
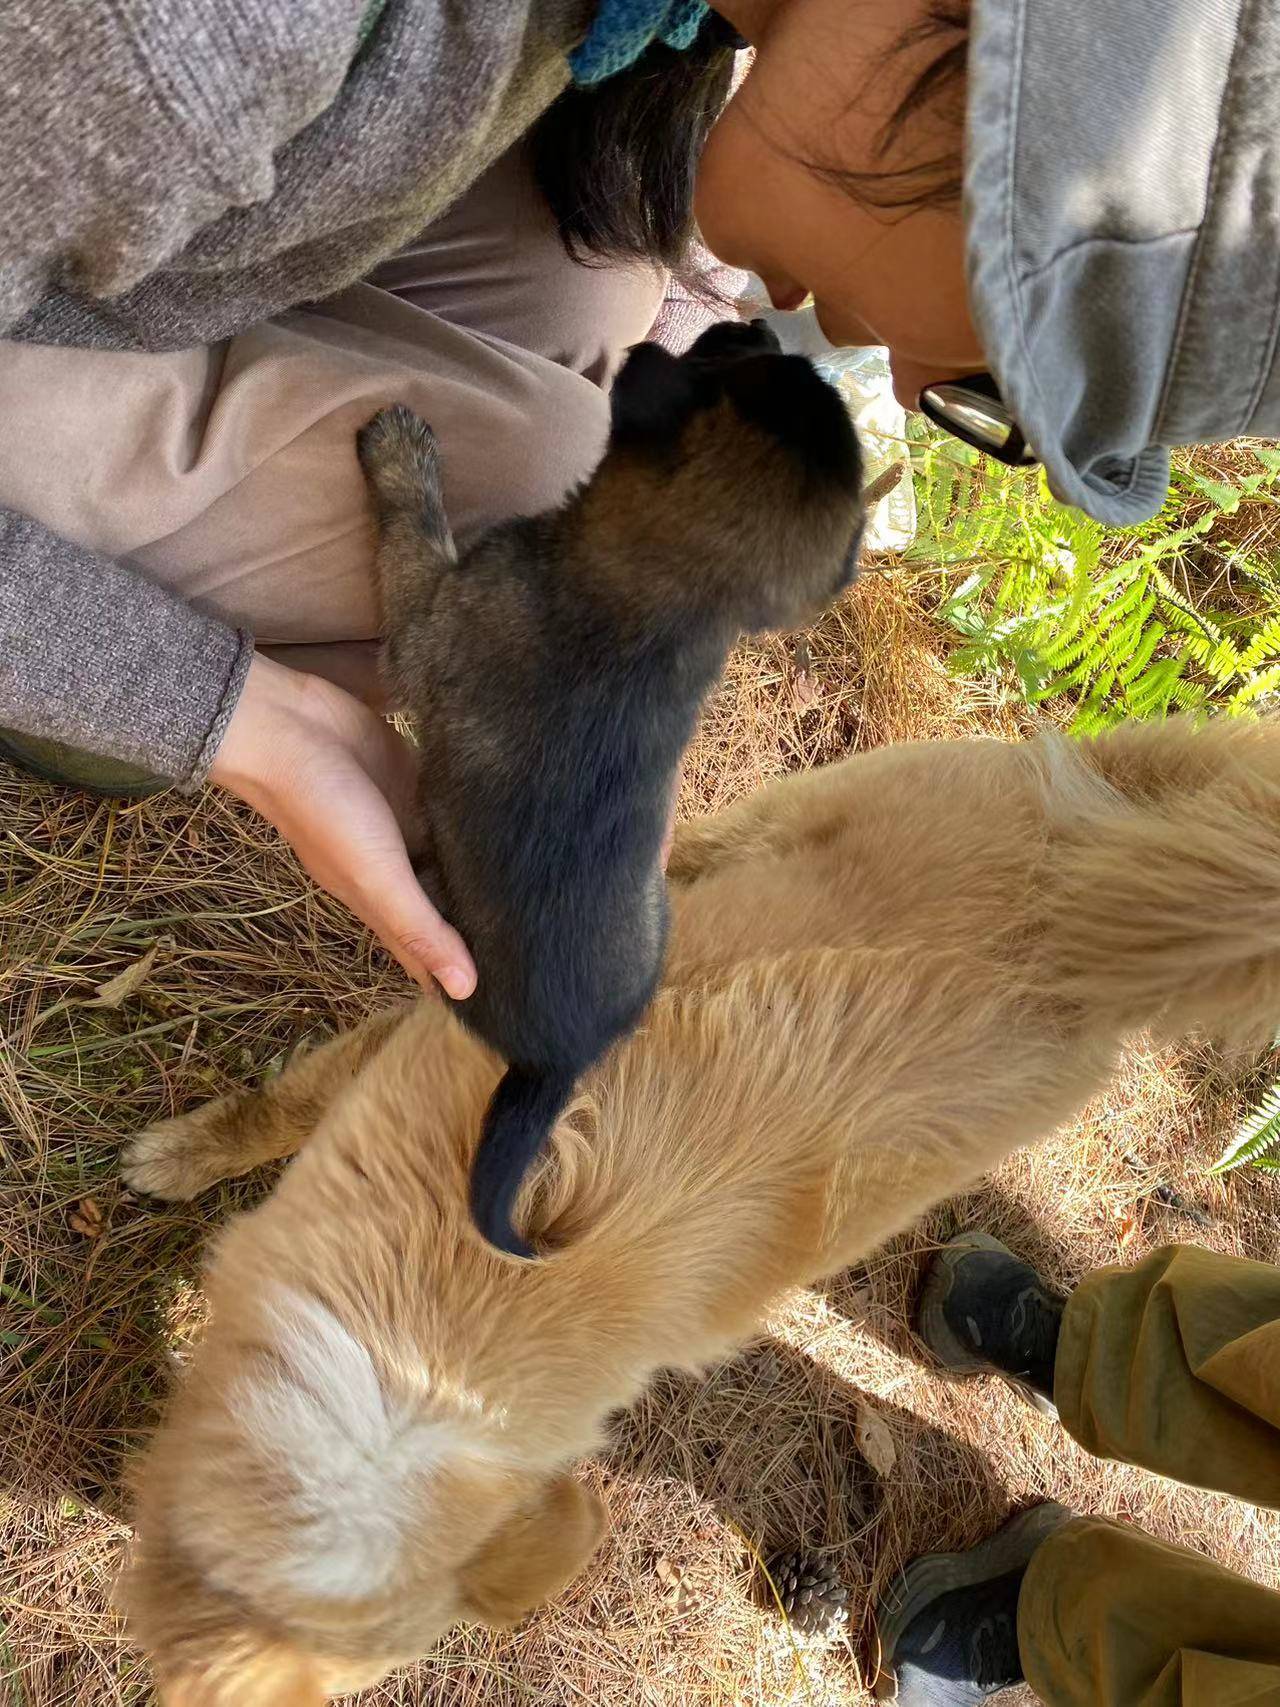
[918,377,1038,467]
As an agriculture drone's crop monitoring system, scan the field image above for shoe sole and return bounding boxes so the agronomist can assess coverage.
[916,1231,1059,1418]
[0,731,166,800]
[873,1501,1074,1700]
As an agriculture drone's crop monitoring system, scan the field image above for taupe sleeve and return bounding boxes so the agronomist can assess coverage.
[0,508,252,786]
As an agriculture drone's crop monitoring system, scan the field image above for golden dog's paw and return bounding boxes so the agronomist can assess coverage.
[121,1114,226,1201]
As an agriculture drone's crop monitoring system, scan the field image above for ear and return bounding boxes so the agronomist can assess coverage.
[726,353,863,486]
[458,1475,606,1627]
[609,342,708,445]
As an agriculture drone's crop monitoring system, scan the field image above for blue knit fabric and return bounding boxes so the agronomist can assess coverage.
[569,0,710,85]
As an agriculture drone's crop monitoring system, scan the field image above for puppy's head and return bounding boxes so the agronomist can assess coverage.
[121,1294,605,1703]
[601,319,866,630]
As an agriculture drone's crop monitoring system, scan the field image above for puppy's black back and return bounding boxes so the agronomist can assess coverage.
[360,323,865,1258]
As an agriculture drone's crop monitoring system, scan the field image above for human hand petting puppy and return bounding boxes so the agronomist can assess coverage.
[211,654,477,999]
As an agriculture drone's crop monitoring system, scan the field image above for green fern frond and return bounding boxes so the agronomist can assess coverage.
[1239,616,1280,673]
[1211,1080,1280,1174]
[1228,663,1280,710]
[916,422,1279,731]
[1124,656,1187,718]
[1153,571,1224,642]
[1170,678,1211,715]
[1115,619,1166,687]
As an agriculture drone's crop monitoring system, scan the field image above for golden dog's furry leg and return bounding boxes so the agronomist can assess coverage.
[121,1007,408,1200]
[669,764,862,884]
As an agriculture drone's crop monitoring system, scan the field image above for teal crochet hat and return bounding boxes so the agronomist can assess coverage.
[570,0,710,85]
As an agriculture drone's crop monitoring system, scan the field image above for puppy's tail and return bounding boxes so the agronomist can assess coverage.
[1041,718,1280,1044]
[470,1065,579,1259]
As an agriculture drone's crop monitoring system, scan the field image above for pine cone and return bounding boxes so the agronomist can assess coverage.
[760,1548,849,1636]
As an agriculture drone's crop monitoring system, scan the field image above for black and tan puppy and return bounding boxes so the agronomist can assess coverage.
[357,320,864,1257]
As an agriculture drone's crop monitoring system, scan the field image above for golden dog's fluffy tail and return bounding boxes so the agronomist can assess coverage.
[1037,717,1280,1044]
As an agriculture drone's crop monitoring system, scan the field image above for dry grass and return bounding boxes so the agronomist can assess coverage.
[2,567,1278,1707]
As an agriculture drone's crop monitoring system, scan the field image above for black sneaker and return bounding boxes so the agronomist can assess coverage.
[874,1503,1072,1704]
[916,1232,1064,1416]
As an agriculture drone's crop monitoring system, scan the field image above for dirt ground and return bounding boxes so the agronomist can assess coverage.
[2,570,1278,1706]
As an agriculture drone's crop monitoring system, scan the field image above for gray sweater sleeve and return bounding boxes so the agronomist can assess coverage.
[0,0,367,335]
[0,508,252,786]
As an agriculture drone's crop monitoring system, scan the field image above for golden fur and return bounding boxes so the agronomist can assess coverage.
[118,717,1280,1702]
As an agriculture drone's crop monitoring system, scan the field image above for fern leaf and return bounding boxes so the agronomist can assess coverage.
[1186,473,1244,515]
[1228,663,1280,710]
[1124,656,1186,718]
[1154,572,1224,643]
[1240,616,1280,673]
[1211,1081,1280,1174]
[1115,618,1166,687]
[1170,678,1210,715]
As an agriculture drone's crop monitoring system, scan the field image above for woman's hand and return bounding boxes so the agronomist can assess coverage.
[210,654,477,999]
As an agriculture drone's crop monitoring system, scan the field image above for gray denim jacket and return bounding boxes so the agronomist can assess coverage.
[966,0,1280,524]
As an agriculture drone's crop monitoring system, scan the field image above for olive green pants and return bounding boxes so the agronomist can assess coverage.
[1018,1246,1280,1706]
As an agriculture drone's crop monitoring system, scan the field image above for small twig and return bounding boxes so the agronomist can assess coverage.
[67,896,305,941]
[863,461,906,508]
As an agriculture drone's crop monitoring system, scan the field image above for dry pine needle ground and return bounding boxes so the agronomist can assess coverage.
[2,568,1277,1707]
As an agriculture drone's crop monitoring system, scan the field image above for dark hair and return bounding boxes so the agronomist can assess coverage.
[531,13,739,270]
[531,5,969,275]
[816,3,968,214]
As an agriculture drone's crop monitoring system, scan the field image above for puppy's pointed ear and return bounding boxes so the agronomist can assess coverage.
[458,1474,605,1627]
[609,343,707,445]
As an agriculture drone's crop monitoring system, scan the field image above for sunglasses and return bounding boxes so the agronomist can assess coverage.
[917,372,1038,468]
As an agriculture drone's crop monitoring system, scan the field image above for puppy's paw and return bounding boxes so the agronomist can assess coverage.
[121,1112,228,1202]
[357,405,440,510]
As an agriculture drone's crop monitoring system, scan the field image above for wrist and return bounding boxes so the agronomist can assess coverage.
[209,653,311,802]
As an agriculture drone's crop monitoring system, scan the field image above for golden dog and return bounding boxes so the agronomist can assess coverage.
[118,718,1280,1703]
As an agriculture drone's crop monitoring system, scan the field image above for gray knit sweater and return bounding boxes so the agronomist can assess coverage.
[0,0,590,784]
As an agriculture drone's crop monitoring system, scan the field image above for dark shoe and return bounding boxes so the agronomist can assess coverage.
[0,728,167,799]
[874,1503,1072,1704]
[916,1232,1064,1416]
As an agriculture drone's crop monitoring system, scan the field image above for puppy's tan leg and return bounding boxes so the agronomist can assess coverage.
[122,1008,407,1200]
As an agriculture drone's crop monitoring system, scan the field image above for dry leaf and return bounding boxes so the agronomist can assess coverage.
[655,1556,696,1615]
[791,639,819,709]
[1112,1204,1140,1250]
[862,459,906,508]
[792,669,819,710]
[68,1198,104,1239]
[91,943,160,1008]
[854,1401,897,1477]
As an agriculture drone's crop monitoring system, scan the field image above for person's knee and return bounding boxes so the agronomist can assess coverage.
[373,143,666,390]
[444,361,612,539]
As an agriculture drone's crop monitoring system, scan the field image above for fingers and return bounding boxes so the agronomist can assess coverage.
[211,663,477,1001]
[352,852,477,1001]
